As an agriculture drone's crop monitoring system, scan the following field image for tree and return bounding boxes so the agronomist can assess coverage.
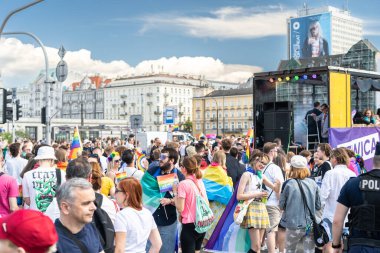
[182,118,193,133]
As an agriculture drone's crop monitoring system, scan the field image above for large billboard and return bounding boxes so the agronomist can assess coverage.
[290,13,332,59]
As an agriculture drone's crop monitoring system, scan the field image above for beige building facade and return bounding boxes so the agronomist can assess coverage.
[192,88,253,136]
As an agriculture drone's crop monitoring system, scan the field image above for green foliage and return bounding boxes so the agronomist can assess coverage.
[182,118,193,133]
[0,132,12,143]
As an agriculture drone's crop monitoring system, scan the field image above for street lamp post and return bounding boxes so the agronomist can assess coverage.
[211,97,219,136]
[2,32,52,144]
[0,0,44,37]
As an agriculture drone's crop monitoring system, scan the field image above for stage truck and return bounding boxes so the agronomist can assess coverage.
[253,66,380,169]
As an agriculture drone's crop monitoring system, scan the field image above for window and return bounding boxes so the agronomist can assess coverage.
[238,121,242,129]
[231,111,234,117]
[212,122,216,129]
[206,123,210,129]
[231,122,235,129]
[196,112,200,119]
[224,122,229,129]
[244,122,248,129]
[196,124,201,130]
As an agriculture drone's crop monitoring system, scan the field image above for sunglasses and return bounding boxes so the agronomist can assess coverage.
[114,159,121,163]
[160,154,169,160]
[115,188,124,194]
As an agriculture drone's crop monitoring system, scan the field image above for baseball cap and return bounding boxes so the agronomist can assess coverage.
[0,210,58,253]
[291,155,308,169]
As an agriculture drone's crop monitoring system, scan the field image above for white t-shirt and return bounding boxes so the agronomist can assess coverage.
[114,207,157,253]
[119,166,144,181]
[263,162,285,206]
[22,167,66,212]
[320,165,356,222]
[4,156,28,185]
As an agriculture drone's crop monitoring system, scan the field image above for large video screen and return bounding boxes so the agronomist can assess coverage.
[290,13,332,59]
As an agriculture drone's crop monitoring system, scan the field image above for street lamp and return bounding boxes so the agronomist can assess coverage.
[2,31,52,144]
[211,97,219,136]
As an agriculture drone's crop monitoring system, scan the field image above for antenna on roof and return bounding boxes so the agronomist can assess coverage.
[345,0,349,11]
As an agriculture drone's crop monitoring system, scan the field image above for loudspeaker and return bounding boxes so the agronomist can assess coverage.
[275,101,293,111]
[264,112,275,129]
[264,111,292,130]
[276,111,292,130]
[263,102,275,112]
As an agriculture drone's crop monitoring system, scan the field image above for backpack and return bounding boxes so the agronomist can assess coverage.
[92,193,115,253]
[186,179,215,234]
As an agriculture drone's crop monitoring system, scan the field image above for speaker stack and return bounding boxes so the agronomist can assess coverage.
[262,101,294,149]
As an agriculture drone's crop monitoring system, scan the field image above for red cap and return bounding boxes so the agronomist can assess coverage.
[0,210,58,253]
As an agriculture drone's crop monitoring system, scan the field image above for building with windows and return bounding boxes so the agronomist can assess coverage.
[61,76,109,120]
[16,70,61,118]
[192,88,253,136]
[103,74,240,132]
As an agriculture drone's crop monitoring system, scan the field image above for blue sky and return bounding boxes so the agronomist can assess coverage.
[1,0,380,87]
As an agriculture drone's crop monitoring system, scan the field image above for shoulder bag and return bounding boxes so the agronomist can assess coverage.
[296,179,329,247]
[234,173,255,224]
[186,179,215,233]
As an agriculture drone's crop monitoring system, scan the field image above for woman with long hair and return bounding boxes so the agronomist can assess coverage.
[202,150,233,241]
[89,161,118,223]
[237,152,281,253]
[90,161,115,197]
[173,156,209,253]
[106,151,121,183]
[114,177,162,253]
[280,155,321,253]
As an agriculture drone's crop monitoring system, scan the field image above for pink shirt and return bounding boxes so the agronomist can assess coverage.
[177,175,207,224]
[0,173,18,216]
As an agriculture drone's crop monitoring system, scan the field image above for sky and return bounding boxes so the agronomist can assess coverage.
[1,0,380,88]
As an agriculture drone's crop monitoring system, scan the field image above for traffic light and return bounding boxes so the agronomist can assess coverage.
[2,89,13,123]
[41,106,47,125]
[16,99,22,121]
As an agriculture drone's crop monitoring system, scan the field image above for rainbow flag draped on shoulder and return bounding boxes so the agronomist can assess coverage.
[68,126,82,160]
[141,172,161,213]
[203,164,233,205]
[204,181,251,252]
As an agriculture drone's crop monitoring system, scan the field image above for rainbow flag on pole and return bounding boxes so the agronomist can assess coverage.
[245,128,254,161]
[173,124,179,131]
[68,126,82,160]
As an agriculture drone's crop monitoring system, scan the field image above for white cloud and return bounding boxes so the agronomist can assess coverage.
[0,38,260,88]
[363,19,380,36]
[139,6,295,39]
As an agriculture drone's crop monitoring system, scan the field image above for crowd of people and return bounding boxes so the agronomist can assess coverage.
[0,133,379,253]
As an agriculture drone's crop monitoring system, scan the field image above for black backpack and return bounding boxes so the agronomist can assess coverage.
[92,193,115,253]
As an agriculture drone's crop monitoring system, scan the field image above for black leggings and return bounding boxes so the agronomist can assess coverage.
[180,223,206,253]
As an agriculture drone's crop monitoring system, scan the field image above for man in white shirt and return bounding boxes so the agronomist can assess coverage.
[22,146,65,212]
[4,142,28,185]
[119,149,144,181]
[263,142,285,253]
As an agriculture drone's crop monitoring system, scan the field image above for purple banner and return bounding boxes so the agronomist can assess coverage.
[329,127,380,170]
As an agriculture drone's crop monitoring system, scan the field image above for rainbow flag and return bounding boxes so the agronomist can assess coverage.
[203,164,233,205]
[115,172,127,183]
[157,174,176,193]
[173,124,179,131]
[141,172,162,213]
[245,128,254,162]
[135,150,148,172]
[68,126,82,160]
[204,181,251,252]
